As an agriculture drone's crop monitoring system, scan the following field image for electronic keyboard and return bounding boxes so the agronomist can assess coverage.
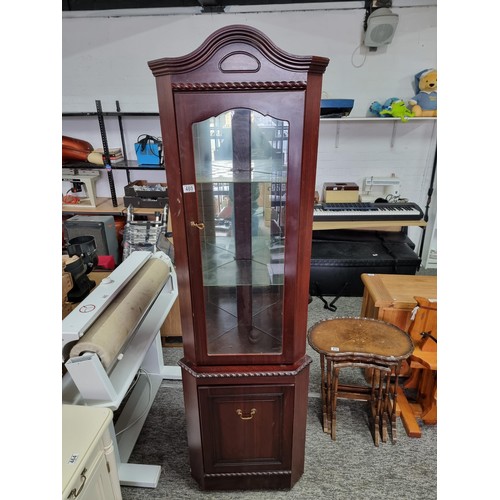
[313,202,424,221]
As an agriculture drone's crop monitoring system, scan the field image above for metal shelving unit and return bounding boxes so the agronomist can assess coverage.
[62,99,163,206]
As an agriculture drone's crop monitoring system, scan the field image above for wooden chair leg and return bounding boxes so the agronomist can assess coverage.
[417,370,437,425]
[396,385,422,438]
[403,367,422,390]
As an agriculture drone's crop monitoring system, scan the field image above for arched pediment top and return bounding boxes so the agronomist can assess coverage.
[148,24,329,79]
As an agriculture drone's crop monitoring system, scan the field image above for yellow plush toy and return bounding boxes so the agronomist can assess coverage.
[409,68,437,117]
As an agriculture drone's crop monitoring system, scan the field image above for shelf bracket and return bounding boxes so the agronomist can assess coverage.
[335,121,340,148]
[390,121,397,148]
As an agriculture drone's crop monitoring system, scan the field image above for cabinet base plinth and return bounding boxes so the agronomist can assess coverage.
[199,471,295,491]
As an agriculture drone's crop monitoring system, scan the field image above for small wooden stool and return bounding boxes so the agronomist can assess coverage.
[308,317,414,446]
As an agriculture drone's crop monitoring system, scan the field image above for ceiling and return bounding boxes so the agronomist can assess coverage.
[62,1,358,14]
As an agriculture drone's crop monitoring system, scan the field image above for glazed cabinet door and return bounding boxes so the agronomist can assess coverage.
[173,90,305,366]
[187,107,290,364]
[198,384,294,474]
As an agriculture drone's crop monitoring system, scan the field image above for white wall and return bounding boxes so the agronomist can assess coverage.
[62,1,437,260]
[63,1,437,113]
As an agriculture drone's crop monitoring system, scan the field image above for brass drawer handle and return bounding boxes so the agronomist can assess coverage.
[190,221,205,230]
[67,468,87,498]
[236,408,256,420]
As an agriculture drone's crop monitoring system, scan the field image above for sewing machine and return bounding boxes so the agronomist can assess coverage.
[62,168,100,208]
[361,175,401,202]
[62,250,179,488]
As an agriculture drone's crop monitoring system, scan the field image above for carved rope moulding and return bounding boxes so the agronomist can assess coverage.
[206,471,291,478]
[178,357,312,378]
[172,81,307,91]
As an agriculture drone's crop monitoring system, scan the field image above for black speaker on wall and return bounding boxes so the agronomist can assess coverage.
[64,215,120,265]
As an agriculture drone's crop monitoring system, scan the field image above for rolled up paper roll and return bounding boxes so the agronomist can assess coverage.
[69,258,170,370]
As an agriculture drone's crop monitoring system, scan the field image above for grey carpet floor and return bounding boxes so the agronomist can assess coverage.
[121,293,437,500]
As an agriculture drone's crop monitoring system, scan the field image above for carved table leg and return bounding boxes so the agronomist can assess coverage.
[320,354,328,432]
[331,365,340,441]
[325,357,332,434]
[373,369,385,447]
[389,363,403,443]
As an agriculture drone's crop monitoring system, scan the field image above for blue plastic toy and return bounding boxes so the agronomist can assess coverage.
[369,98,414,122]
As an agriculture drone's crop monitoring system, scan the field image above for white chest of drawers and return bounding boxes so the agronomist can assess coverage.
[62,405,122,500]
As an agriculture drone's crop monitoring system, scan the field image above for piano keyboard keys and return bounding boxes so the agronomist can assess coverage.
[313,202,424,221]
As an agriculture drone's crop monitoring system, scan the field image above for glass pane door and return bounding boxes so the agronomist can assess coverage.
[192,109,288,355]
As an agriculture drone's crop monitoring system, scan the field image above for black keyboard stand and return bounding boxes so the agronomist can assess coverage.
[310,281,349,312]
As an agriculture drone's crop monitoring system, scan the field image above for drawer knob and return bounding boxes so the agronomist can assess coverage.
[236,408,256,420]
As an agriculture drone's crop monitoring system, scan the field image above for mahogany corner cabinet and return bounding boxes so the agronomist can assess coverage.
[149,25,329,490]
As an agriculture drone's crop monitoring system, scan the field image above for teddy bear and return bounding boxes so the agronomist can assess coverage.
[408,68,437,117]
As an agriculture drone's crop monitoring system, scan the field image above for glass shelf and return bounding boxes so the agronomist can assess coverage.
[194,160,287,184]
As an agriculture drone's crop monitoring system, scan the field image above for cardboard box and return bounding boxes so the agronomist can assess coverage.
[323,182,359,203]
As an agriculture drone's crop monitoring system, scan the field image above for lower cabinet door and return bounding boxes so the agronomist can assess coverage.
[198,384,294,474]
